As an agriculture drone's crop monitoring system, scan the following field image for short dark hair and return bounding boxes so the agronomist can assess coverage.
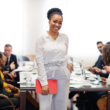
[47,8,63,20]
[97,41,103,45]
[5,44,12,48]
[0,52,6,68]
[106,41,110,44]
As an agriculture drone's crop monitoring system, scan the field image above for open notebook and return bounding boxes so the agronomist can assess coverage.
[36,79,57,94]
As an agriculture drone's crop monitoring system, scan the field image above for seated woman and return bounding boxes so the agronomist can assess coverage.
[86,44,110,110]
[3,58,20,88]
[97,44,110,110]
[0,52,39,110]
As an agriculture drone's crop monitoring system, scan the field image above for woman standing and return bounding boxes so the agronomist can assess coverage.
[35,8,73,110]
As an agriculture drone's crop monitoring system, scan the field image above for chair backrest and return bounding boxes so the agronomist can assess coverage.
[18,56,30,62]
[0,94,15,110]
[26,54,35,61]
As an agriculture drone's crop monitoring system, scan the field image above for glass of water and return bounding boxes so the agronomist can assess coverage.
[26,73,32,85]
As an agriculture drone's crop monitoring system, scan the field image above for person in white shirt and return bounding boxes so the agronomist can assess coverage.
[35,8,73,110]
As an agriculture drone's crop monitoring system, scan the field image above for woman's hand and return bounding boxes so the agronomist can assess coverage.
[7,84,19,93]
[101,77,106,83]
[42,85,50,95]
[93,67,102,73]
[12,87,19,93]
[14,87,19,91]
[67,63,73,73]
[3,71,8,75]
[89,68,96,74]
[7,84,15,90]
[10,71,17,78]
[103,66,110,73]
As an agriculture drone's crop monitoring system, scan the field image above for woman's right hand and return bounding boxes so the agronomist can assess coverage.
[93,67,102,73]
[103,66,110,73]
[7,84,15,90]
[42,85,50,95]
[7,84,19,92]
[89,68,96,74]
[3,71,8,75]
[101,77,106,83]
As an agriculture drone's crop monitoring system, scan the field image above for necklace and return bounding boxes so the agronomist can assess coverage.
[47,31,58,40]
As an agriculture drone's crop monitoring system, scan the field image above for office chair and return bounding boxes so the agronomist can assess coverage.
[26,54,35,61]
[0,94,15,110]
[18,56,30,62]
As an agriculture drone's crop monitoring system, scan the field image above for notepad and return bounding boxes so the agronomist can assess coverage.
[36,79,57,94]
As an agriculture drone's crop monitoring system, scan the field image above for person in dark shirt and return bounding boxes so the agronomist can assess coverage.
[89,41,110,78]
[3,44,19,87]
[86,41,110,110]
[0,52,39,110]
[96,44,110,110]
[69,42,105,103]
[92,41,104,69]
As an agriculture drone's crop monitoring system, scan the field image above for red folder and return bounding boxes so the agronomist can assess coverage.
[36,79,57,94]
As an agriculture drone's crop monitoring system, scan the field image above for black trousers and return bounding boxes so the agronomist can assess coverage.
[0,98,39,110]
[85,91,106,110]
[69,91,78,99]
[0,98,20,108]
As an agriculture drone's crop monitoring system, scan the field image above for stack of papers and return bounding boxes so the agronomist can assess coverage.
[14,66,33,72]
[69,72,99,88]
[70,81,83,88]
[19,72,38,85]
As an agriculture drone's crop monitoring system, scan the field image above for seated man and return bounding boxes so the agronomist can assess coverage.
[3,44,19,87]
[69,41,105,100]
[92,41,104,69]
[89,41,109,78]
[85,41,110,110]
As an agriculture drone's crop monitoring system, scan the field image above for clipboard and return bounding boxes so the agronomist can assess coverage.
[36,79,57,94]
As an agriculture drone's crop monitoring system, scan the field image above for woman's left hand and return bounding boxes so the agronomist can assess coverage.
[12,87,19,93]
[103,66,110,72]
[93,67,102,73]
[101,77,106,83]
[67,63,73,73]
[10,71,17,78]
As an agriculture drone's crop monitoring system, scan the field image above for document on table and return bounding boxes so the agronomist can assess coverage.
[69,81,83,88]
[69,73,92,88]
[14,66,33,72]
[69,80,93,88]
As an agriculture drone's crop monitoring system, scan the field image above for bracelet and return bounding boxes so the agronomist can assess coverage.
[68,64,73,69]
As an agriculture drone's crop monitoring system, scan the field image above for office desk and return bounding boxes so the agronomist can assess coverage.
[70,69,110,110]
[19,71,38,110]
[20,81,110,110]
[20,73,110,110]
[70,83,110,110]
[20,84,35,110]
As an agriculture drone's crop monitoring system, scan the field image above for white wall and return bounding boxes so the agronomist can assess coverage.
[22,0,67,55]
[0,0,23,56]
[66,0,110,67]
[0,0,110,67]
